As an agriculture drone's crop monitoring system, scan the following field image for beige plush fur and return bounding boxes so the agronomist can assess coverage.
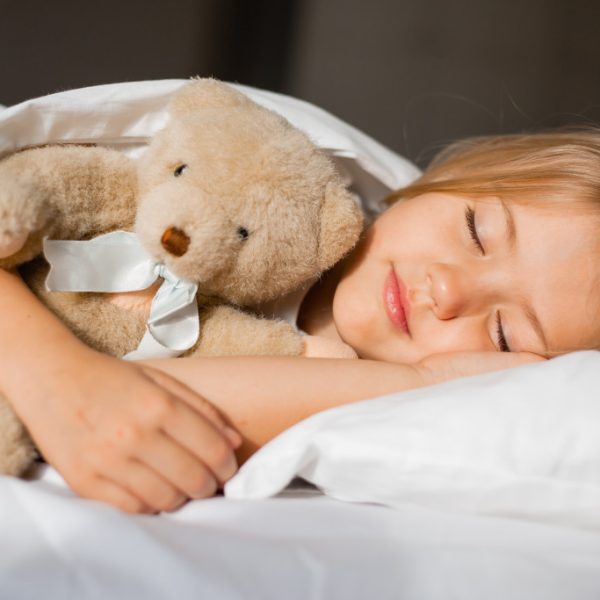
[0,79,363,476]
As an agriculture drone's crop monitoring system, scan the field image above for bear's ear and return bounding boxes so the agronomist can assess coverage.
[317,183,364,271]
[169,78,250,115]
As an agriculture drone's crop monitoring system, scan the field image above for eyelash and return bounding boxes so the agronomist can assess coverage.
[464,206,510,352]
[495,311,511,352]
[464,206,485,255]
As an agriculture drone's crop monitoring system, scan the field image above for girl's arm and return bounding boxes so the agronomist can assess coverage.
[0,268,242,514]
[144,350,543,464]
[143,356,425,463]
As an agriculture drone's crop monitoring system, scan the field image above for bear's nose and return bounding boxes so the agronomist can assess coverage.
[161,227,190,257]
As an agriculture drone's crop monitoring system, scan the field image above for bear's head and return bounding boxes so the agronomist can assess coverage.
[134,79,363,306]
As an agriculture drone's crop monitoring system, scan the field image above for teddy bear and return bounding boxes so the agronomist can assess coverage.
[0,78,364,476]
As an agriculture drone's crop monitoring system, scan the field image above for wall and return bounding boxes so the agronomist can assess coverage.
[1,0,599,166]
[286,0,600,165]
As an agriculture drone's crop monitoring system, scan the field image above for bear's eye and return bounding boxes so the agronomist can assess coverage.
[237,226,250,241]
[174,164,188,177]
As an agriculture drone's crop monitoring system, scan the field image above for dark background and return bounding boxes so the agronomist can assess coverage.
[1,0,599,167]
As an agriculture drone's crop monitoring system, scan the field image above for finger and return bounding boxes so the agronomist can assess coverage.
[135,432,222,498]
[143,366,242,448]
[155,398,239,485]
[515,351,547,363]
[75,475,154,515]
[109,458,189,513]
[477,351,546,369]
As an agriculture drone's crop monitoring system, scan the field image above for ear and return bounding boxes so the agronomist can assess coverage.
[317,183,364,271]
[169,77,251,116]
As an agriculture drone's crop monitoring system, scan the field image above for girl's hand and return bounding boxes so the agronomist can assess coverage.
[415,350,546,386]
[7,346,242,514]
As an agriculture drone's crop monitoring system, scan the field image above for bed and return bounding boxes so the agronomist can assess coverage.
[1,465,599,600]
[1,81,599,599]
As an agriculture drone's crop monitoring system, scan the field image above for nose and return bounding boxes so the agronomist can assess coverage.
[428,263,472,319]
[161,227,190,257]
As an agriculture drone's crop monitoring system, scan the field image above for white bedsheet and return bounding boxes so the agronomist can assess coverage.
[1,467,600,599]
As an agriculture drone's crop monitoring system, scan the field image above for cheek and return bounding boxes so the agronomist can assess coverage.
[420,318,490,355]
[332,275,375,341]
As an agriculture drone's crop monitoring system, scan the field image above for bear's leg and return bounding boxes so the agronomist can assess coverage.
[0,397,37,476]
[188,305,304,357]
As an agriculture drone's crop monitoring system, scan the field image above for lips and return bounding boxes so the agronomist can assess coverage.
[383,268,410,334]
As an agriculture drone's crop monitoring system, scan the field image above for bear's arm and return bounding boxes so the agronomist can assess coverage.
[0,145,137,268]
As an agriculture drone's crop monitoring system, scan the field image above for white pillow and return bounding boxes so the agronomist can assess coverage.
[226,351,600,530]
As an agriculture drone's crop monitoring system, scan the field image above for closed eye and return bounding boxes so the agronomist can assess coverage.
[495,311,511,352]
[465,206,485,255]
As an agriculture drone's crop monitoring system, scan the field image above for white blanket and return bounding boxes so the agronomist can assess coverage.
[2,468,600,599]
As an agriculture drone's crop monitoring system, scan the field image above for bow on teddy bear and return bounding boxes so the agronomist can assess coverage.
[0,78,364,476]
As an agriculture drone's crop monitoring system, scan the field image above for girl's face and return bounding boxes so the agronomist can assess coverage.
[333,192,600,363]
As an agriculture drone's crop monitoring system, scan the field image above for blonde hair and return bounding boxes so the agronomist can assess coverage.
[387,129,600,207]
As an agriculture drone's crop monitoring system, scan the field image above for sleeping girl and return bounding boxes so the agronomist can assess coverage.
[1,128,598,514]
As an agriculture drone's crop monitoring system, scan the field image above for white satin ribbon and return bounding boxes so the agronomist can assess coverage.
[43,231,199,360]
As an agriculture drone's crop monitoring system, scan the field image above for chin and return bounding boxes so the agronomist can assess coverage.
[350,329,422,364]
[333,303,372,350]
[337,317,384,361]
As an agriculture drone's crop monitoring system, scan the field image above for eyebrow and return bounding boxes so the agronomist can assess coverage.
[500,198,549,354]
